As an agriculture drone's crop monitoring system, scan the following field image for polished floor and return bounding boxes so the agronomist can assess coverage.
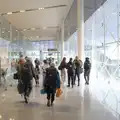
[0,82,117,120]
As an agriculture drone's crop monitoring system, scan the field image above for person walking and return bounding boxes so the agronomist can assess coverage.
[34,58,40,74]
[19,57,36,103]
[42,60,49,87]
[66,58,75,88]
[59,57,67,83]
[34,58,40,87]
[45,63,60,107]
[84,57,91,85]
[74,56,83,86]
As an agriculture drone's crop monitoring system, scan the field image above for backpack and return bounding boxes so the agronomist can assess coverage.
[84,62,90,70]
[45,68,57,88]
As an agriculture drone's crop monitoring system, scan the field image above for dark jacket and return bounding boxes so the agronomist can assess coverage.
[21,60,36,82]
[45,67,60,89]
[84,61,91,71]
[60,61,67,70]
[67,61,75,76]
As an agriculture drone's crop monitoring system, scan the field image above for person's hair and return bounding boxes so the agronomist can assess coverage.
[43,60,47,64]
[86,57,89,61]
[70,58,72,61]
[75,56,78,59]
[50,63,55,67]
[62,57,66,62]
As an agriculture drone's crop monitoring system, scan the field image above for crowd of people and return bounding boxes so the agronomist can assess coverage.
[59,56,91,87]
[14,55,91,107]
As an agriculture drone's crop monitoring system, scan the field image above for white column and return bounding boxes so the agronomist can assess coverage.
[10,24,12,61]
[61,22,64,59]
[77,0,84,61]
[56,30,60,63]
[17,31,20,46]
[0,24,1,37]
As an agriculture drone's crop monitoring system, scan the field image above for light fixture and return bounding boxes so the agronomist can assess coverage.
[20,10,25,13]
[43,27,47,29]
[31,28,35,30]
[7,12,12,15]
[23,29,27,31]
[0,115,2,119]
[36,36,39,38]
[38,8,44,10]
[16,30,18,31]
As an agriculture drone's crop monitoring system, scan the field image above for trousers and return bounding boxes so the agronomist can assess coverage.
[68,75,74,87]
[24,80,32,97]
[47,87,56,102]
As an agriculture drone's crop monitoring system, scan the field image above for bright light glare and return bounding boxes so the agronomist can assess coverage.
[20,10,25,13]
[7,12,12,15]
[0,115,2,119]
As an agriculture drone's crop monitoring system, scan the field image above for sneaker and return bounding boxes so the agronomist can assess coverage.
[24,96,29,104]
[51,101,54,106]
[67,85,70,87]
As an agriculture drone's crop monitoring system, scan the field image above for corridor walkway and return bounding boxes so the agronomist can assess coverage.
[0,84,116,120]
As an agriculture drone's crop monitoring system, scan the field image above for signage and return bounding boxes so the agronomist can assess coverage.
[48,49,57,51]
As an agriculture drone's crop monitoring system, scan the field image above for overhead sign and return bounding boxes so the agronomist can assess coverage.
[48,49,57,51]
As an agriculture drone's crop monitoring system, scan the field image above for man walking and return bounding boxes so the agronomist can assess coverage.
[84,57,91,85]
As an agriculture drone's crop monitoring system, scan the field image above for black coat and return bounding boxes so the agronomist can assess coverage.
[45,67,58,89]
[21,61,35,82]
[67,61,75,76]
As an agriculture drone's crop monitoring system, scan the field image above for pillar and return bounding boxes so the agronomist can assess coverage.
[77,0,84,61]
[56,30,60,64]
[61,22,64,60]
[10,24,13,61]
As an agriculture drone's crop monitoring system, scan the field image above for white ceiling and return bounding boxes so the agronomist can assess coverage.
[0,0,74,40]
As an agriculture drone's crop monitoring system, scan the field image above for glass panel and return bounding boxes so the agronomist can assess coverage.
[84,0,120,117]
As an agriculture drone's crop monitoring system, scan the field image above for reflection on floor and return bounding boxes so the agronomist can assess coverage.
[0,83,116,120]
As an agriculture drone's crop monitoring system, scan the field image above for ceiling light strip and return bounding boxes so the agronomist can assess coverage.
[0,5,67,16]
[21,26,59,32]
[45,5,67,9]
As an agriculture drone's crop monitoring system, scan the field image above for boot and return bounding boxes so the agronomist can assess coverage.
[47,100,50,107]
[67,85,70,87]
[51,100,54,106]
[24,96,28,104]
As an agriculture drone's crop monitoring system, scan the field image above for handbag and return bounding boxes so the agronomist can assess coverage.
[17,81,25,94]
[58,65,62,70]
[13,73,19,79]
[80,68,83,74]
[40,88,47,94]
[56,88,63,97]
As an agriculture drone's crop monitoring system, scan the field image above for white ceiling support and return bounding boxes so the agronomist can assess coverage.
[0,0,74,41]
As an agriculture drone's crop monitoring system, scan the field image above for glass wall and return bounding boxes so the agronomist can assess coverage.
[84,0,120,117]
[64,32,78,61]
[25,40,57,62]
[0,16,24,87]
